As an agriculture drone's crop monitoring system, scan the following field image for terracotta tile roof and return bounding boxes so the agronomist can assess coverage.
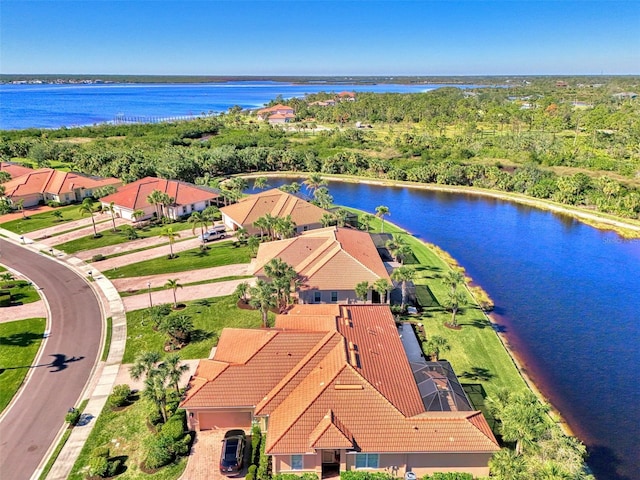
[220,189,327,233]
[214,329,277,364]
[268,112,296,120]
[182,304,499,455]
[337,91,356,98]
[253,227,390,290]
[181,359,228,404]
[0,162,34,180]
[3,168,120,198]
[257,104,295,115]
[101,177,219,210]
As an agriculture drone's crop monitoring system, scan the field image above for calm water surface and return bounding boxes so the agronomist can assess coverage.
[262,178,640,480]
[0,82,476,130]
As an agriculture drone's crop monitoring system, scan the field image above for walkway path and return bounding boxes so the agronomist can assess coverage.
[112,264,250,292]
[122,278,253,311]
[0,300,47,323]
[95,236,231,272]
[41,218,128,246]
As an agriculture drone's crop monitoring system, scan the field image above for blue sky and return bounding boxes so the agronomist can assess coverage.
[1,0,638,75]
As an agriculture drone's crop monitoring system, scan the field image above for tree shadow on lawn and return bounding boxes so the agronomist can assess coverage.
[190,329,216,343]
[460,367,494,382]
[0,330,43,347]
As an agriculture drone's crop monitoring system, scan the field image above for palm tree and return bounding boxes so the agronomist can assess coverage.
[202,205,221,227]
[160,226,181,259]
[159,353,190,395]
[333,208,349,227]
[444,269,465,293]
[263,258,298,312]
[129,351,162,381]
[355,281,370,303]
[164,278,183,308]
[422,335,450,361]
[248,235,260,257]
[188,211,208,247]
[304,173,327,196]
[15,198,25,219]
[234,281,250,303]
[132,209,145,224]
[146,189,164,220]
[78,197,98,237]
[313,187,333,209]
[253,176,269,191]
[391,266,415,310]
[143,368,170,423]
[235,227,249,245]
[52,210,63,222]
[273,215,296,239]
[372,278,392,304]
[253,215,269,240]
[320,213,335,228]
[360,213,374,231]
[489,448,528,480]
[249,279,277,327]
[160,314,194,348]
[106,201,118,231]
[159,193,174,219]
[375,205,390,232]
[444,289,467,327]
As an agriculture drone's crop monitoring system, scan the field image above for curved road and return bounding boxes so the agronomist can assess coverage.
[0,239,103,480]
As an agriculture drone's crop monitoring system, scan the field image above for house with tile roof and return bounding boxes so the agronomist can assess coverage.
[253,226,391,304]
[0,162,34,180]
[100,176,221,221]
[180,304,499,478]
[257,104,296,121]
[220,188,327,236]
[2,168,121,208]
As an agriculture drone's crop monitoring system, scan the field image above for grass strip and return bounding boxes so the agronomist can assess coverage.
[38,398,90,480]
[101,317,113,362]
[0,280,41,305]
[0,317,46,412]
[118,275,252,297]
[103,242,250,279]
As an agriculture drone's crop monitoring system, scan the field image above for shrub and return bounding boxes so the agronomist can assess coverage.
[246,473,255,480]
[248,465,258,476]
[107,458,122,477]
[87,455,108,477]
[65,408,81,426]
[422,474,473,480]
[340,472,393,480]
[273,475,319,480]
[92,254,106,262]
[251,424,262,464]
[0,294,11,307]
[161,411,186,441]
[144,435,173,469]
[110,384,131,407]
[257,433,270,480]
[47,201,61,208]
[91,446,110,459]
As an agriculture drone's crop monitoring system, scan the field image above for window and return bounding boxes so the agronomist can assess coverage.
[331,291,338,302]
[314,291,322,303]
[355,454,379,469]
[290,455,303,470]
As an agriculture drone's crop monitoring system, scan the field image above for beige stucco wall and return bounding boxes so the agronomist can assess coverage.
[274,452,321,473]
[299,289,360,304]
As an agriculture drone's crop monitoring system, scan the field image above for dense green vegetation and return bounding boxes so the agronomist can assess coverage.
[0,318,46,412]
[2,78,639,223]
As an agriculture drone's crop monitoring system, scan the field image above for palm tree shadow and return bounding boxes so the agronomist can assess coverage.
[48,354,85,372]
[460,367,494,381]
[0,331,44,347]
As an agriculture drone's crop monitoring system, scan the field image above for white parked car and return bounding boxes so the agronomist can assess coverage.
[200,226,226,242]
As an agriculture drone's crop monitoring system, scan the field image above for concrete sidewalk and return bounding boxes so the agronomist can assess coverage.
[122,278,253,311]
[112,264,250,292]
[0,300,47,323]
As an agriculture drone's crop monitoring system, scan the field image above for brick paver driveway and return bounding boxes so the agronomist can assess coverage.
[180,429,250,480]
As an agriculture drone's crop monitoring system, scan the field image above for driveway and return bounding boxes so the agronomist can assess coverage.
[75,233,195,261]
[180,429,250,480]
[25,213,113,240]
[0,239,102,480]
[0,300,47,323]
[42,218,128,246]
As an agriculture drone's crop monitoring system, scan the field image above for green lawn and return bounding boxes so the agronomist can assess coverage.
[68,395,187,480]
[123,294,269,362]
[104,242,251,279]
[1,280,41,305]
[0,318,46,412]
[55,221,195,254]
[349,208,527,400]
[0,204,94,234]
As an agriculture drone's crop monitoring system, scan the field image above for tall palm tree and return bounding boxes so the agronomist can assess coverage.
[132,209,145,224]
[106,201,118,231]
[249,279,277,327]
[375,205,390,233]
[488,448,528,480]
[444,269,465,293]
[160,353,190,395]
[164,278,183,308]
[304,173,327,196]
[361,213,374,231]
[78,197,98,237]
[391,266,415,310]
[15,198,26,219]
[273,215,296,239]
[263,258,298,311]
[355,281,370,303]
[372,278,392,304]
[422,335,450,361]
[320,213,335,228]
[159,193,174,219]
[444,289,467,327]
[143,368,170,423]
[129,351,162,381]
[160,226,181,259]
[146,189,164,220]
[253,215,269,240]
[253,177,269,191]
[313,187,333,209]
[202,205,221,227]
[188,211,208,247]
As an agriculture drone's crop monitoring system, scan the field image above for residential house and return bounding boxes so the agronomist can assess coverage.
[0,162,34,180]
[2,168,121,208]
[220,188,327,236]
[180,304,499,478]
[100,176,220,221]
[337,91,356,101]
[253,226,391,304]
[257,104,296,122]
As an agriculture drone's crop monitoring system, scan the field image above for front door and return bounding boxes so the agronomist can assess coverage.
[321,450,340,478]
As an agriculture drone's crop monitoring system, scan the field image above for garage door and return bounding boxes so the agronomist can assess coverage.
[199,411,252,430]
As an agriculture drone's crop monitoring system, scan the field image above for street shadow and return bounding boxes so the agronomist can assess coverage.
[48,353,85,372]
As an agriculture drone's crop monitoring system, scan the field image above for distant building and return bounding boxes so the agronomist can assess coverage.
[612,92,637,100]
[337,91,356,101]
[3,168,121,208]
[257,104,296,122]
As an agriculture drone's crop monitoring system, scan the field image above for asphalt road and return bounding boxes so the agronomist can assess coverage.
[0,239,103,480]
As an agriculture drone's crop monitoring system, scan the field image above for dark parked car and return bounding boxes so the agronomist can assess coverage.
[220,429,246,476]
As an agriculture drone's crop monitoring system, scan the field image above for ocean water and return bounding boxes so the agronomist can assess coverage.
[0,81,475,130]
